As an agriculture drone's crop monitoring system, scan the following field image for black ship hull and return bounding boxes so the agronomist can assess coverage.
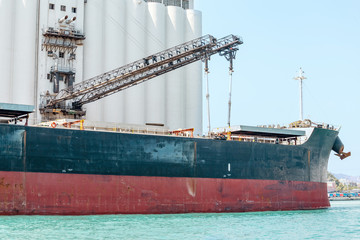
[0,124,338,214]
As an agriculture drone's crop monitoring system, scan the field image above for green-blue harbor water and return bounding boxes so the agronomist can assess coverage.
[0,201,359,239]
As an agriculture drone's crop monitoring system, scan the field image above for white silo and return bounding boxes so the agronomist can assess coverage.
[123,0,147,125]
[0,0,203,130]
[36,0,51,120]
[102,0,127,123]
[165,5,186,130]
[187,0,195,9]
[184,9,202,135]
[0,0,13,103]
[73,1,85,90]
[12,0,37,105]
[145,2,166,126]
[83,0,105,122]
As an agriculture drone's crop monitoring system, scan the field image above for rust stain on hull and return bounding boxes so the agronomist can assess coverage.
[0,171,329,215]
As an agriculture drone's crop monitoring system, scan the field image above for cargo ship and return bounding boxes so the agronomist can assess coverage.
[0,0,351,215]
[0,103,350,214]
[0,34,350,215]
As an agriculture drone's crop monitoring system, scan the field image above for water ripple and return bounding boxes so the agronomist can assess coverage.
[0,201,359,239]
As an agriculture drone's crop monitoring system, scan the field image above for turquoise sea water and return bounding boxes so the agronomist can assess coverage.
[0,201,359,240]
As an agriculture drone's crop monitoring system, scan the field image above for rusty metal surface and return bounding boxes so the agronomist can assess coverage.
[0,123,339,215]
[0,172,329,215]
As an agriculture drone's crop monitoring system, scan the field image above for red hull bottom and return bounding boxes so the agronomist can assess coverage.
[0,171,329,215]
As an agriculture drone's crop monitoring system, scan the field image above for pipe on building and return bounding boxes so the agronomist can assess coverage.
[66,17,76,24]
[58,15,68,23]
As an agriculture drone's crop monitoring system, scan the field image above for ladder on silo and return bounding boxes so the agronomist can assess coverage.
[42,34,243,111]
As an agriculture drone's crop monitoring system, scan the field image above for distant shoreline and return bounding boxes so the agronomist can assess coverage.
[329,197,360,201]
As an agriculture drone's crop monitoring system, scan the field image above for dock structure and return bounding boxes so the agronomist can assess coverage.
[0,103,35,125]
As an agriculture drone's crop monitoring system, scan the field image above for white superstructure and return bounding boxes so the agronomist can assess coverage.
[0,0,202,135]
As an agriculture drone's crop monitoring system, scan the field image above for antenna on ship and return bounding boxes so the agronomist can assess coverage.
[293,67,307,120]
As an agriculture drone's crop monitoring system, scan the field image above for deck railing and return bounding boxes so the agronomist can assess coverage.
[20,118,340,145]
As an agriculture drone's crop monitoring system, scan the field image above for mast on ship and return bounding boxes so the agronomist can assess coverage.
[293,68,306,120]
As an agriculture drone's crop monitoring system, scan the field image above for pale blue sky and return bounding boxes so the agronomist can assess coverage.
[195,0,360,176]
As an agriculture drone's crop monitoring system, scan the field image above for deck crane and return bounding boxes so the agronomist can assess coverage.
[40,34,243,116]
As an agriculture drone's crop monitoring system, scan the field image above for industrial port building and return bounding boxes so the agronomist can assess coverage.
[0,0,202,134]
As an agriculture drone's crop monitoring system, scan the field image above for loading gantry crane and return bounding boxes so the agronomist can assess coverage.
[40,34,243,118]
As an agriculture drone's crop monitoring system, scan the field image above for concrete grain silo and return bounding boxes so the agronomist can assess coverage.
[0,0,203,134]
[184,9,202,133]
[83,0,105,122]
[165,5,186,130]
[0,0,13,103]
[102,0,127,123]
[123,0,146,125]
[145,2,166,126]
[0,0,37,106]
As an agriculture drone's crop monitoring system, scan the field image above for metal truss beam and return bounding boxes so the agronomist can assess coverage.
[43,34,243,110]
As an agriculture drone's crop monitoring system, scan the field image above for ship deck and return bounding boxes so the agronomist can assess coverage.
[28,119,334,146]
[212,125,306,138]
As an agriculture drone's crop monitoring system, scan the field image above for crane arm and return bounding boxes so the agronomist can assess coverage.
[43,34,243,110]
